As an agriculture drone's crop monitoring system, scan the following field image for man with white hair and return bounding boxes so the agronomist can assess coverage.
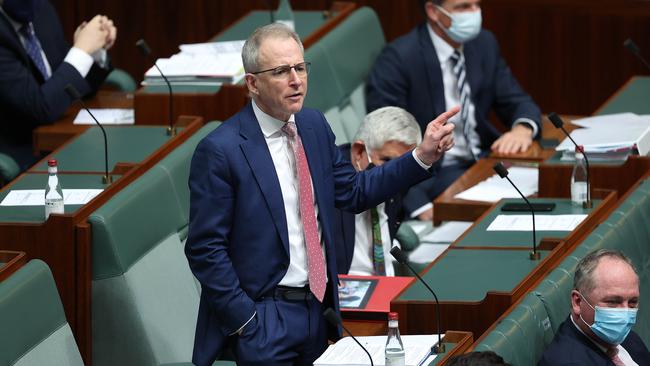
[334,106,422,276]
[539,249,650,365]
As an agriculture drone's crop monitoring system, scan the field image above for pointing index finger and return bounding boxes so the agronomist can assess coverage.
[432,105,460,127]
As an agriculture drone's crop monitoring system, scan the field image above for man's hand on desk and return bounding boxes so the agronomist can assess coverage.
[491,124,533,154]
[415,106,459,166]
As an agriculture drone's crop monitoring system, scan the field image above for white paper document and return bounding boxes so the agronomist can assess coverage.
[178,40,245,55]
[486,214,588,232]
[0,189,103,206]
[570,113,650,129]
[314,335,438,366]
[453,167,538,203]
[73,108,134,125]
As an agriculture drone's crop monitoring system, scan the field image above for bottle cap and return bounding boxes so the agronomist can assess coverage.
[48,159,57,167]
[575,145,584,154]
[388,312,399,320]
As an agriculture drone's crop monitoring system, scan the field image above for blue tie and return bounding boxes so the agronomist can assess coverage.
[19,23,49,80]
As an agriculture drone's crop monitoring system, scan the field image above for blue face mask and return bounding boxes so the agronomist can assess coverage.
[579,293,638,345]
[436,6,482,44]
[2,0,43,23]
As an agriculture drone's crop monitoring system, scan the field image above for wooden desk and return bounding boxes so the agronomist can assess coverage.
[134,2,356,125]
[32,91,133,155]
[0,116,201,365]
[431,331,473,365]
[0,251,26,282]
[393,190,617,341]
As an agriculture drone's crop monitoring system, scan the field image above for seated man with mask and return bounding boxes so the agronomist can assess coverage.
[334,106,422,276]
[366,0,541,220]
[539,249,650,365]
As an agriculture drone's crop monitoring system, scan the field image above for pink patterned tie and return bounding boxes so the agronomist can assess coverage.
[282,121,326,302]
[607,347,626,366]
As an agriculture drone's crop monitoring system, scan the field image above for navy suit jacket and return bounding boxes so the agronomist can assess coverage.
[539,316,650,365]
[186,103,433,366]
[366,23,541,151]
[0,0,110,167]
[332,144,403,275]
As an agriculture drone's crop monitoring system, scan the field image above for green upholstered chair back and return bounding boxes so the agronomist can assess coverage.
[0,260,83,366]
[0,152,20,187]
[89,122,221,366]
[103,68,137,92]
[303,7,385,144]
[474,176,650,363]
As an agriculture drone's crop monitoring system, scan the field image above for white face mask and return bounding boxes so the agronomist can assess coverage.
[436,5,482,43]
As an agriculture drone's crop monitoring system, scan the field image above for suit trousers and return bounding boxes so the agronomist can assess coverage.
[232,291,329,365]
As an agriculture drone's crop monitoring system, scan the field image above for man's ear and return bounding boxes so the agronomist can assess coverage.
[425,1,441,23]
[571,289,582,316]
[245,74,259,96]
[351,140,367,162]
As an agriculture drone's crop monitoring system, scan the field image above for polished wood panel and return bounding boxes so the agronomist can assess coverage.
[0,251,27,282]
[0,116,202,365]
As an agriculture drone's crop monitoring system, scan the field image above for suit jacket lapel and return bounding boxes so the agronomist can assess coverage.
[418,24,446,116]
[463,40,483,104]
[238,104,290,256]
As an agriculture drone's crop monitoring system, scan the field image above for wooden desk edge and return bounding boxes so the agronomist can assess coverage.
[0,251,27,282]
[437,331,473,365]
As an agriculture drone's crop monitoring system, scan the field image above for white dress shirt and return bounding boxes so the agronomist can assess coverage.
[252,100,326,288]
[348,202,395,277]
[1,9,106,79]
[570,315,639,365]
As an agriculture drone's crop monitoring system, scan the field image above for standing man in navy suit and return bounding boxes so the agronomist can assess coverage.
[334,106,422,276]
[186,23,458,366]
[366,0,541,220]
[540,249,650,365]
[0,0,116,170]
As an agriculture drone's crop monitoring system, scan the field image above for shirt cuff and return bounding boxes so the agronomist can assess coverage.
[231,311,256,336]
[411,149,432,170]
[64,47,94,78]
[514,118,539,139]
[410,203,433,219]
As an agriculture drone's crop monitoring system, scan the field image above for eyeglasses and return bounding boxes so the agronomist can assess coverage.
[251,62,311,79]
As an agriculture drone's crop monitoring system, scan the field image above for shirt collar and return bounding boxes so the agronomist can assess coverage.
[251,99,295,138]
[427,22,460,65]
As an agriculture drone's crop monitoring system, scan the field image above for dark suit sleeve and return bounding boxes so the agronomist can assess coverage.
[487,34,541,135]
[365,44,410,113]
[185,138,256,335]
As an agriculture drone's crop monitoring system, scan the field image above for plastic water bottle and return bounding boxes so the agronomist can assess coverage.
[44,159,64,219]
[385,312,405,366]
[275,0,295,30]
[571,146,588,206]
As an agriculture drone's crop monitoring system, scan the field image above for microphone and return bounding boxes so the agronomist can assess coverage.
[547,112,592,208]
[323,308,374,366]
[64,84,112,184]
[624,38,650,71]
[390,247,445,354]
[493,162,539,260]
[135,39,176,136]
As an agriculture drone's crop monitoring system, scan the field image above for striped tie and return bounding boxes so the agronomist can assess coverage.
[282,121,327,302]
[450,50,472,148]
[607,348,626,366]
[19,23,49,80]
[370,207,385,276]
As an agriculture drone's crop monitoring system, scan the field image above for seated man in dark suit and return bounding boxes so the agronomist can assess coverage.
[0,0,116,170]
[366,0,541,220]
[334,106,421,276]
[539,249,650,365]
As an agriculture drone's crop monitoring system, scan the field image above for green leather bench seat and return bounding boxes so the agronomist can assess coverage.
[0,260,83,366]
[474,177,650,363]
[304,7,385,144]
[89,122,223,366]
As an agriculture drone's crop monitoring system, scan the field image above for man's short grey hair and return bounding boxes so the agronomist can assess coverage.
[241,23,304,73]
[574,249,637,295]
[354,107,422,151]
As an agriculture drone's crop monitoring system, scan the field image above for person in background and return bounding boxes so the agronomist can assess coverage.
[539,249,650,365]
[366,0,541,221]
[0,0,116,170]
[334,106,422,277]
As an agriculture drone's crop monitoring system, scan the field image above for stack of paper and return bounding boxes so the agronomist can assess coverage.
[453,167,538,203]
[314,335,438,366]
[556,113,650,161]
[73,108,134,125]
[142,40,246,86]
